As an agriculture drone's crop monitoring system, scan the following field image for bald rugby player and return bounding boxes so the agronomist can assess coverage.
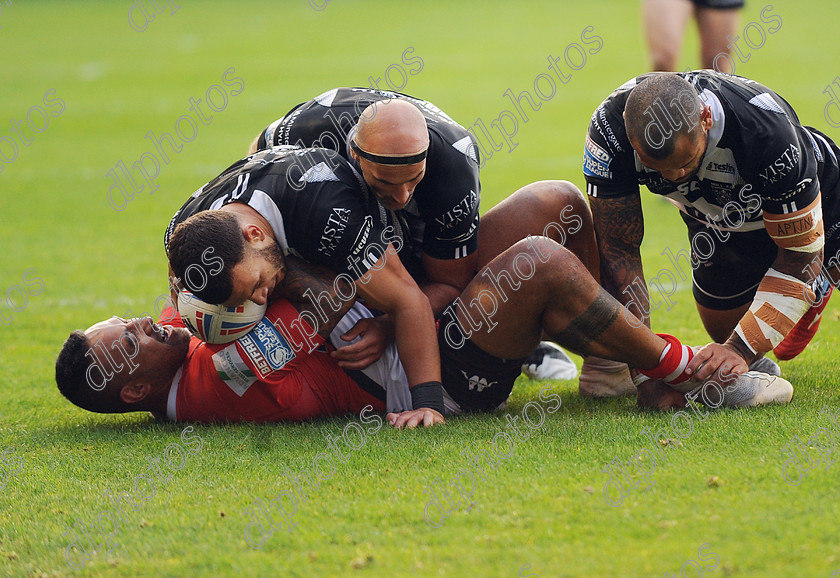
[250,88,623,395]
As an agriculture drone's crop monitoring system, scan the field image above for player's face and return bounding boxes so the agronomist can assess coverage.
[359,159,426,210]
[636,130,708,184]
[85,316,191,385]
[224,243,286,306]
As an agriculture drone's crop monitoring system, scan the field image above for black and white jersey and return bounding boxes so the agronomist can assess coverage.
[256,87,481,266]
[584,70,840,240]
[165,146,397,281]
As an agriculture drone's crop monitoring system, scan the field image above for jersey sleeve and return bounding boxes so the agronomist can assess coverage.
[753,125,821,214]
[288,181,389,281]
[208,299,327,396]
[583,100,641,199]
[256,101,308,150]
[753,124,824,253]
[414,129,481,260]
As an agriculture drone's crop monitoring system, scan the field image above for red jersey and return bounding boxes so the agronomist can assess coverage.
[159,302,384,423]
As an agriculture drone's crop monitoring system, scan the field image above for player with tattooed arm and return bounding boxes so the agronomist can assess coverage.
[584,71,839,404]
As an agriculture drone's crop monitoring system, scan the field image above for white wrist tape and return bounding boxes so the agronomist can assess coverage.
[735,269,816,355]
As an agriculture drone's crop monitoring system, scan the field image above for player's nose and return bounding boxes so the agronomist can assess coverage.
[393,185,412,205]
[251,287,269,305]
[662,168,684,181]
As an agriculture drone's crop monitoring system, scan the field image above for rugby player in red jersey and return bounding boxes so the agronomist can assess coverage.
[56,237,794,425]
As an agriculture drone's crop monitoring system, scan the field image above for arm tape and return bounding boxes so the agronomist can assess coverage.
[734,269,815,354]
[763,195,825,253]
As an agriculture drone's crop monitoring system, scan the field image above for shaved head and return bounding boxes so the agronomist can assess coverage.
[355,99,429,159]
[625,73,704,161]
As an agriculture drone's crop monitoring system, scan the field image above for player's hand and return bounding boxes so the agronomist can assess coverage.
[684,342,749,384]
[331,317,394,370]
[636,379,688,411]
[386,408,446,429]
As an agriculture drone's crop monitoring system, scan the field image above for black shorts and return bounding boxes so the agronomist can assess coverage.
[689,0,743,8]
[438,327,526,412]
[682,214,777,310]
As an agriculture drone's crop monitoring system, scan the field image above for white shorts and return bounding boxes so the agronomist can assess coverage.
[329,303,463,415]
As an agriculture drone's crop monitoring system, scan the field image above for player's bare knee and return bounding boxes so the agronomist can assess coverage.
[527,179,586,208]
[525,181,590,246]
[505,237,577,281]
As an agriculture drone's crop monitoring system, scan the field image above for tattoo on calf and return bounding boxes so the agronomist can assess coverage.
[551,287,619,354]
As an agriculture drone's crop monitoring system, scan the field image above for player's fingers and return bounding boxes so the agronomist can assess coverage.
[334,347,377,364]
[715,360,747,389]
[331,347,359,361]
[693,351,732,381]
[331,338,372,360]
[423,411,440,427]
[394,410,421,429]
[340,324,365,341]
[685,346,712,375]
[692,360,719,381]
[401,413,421,429]
[391,413,410,429]
[695,353,745,382]
[421,409,445,427]
[386,412,399,427]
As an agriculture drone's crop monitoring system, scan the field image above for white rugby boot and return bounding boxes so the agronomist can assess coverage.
[689,371,794,408]
[522,342,578,381]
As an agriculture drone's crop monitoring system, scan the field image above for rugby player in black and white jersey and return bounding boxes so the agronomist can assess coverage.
[249,88,609,392]
[583,71,839,399]
[164,145,445,428]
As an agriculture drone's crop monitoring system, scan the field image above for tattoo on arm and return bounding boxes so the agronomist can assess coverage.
[589,194,651,327]
[551,287,620,355]
[276,256,356,339]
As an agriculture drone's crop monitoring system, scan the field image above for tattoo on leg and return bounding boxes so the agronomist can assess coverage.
[551,287,620,354]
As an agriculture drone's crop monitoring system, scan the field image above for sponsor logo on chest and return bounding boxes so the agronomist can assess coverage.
[318,207,351,256]
[237,318,296,379]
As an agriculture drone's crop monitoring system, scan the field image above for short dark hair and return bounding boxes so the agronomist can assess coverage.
[55,331,128,414]
[625,73,703,161]
[168,211,244,304]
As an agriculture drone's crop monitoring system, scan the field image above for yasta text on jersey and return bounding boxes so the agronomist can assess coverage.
[317,208,352,256]
[760,143,800,185]
[434,190,478,230]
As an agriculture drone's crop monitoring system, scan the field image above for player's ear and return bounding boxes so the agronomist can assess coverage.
[120,382,151,404]
[348,125,362,164]
[700,105,713,130]
[242,223,266,244]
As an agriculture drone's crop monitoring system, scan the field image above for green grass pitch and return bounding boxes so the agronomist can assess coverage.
[1,0,839,575]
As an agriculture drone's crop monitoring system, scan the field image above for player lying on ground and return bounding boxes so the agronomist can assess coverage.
[248,88,611,391]
[165,145,443,426]
[55,238,792,427]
